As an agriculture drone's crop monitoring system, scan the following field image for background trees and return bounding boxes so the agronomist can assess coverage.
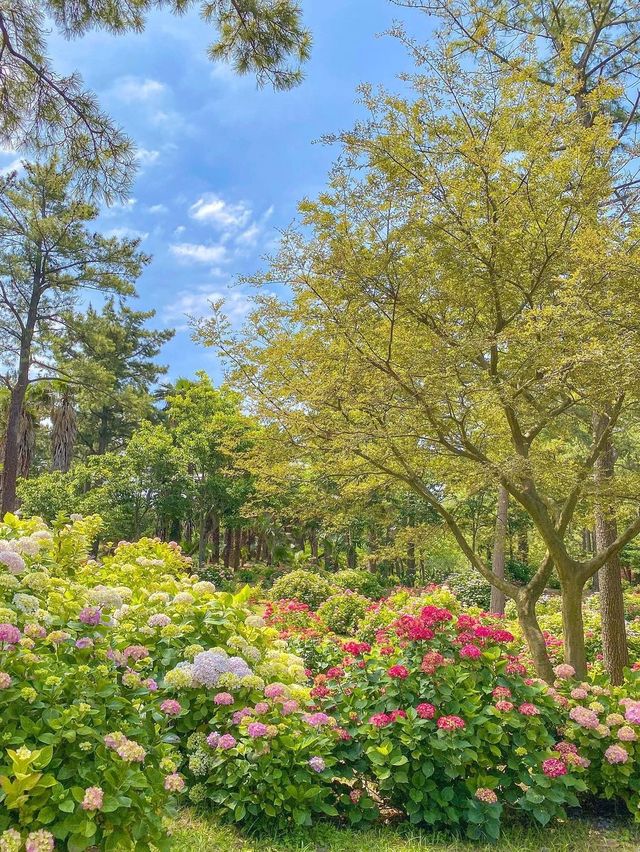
[200,58,640,680]
[0,159,147,513]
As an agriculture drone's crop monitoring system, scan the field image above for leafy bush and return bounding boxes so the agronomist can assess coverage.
[333,569,386,599]
[270,569,335,609]
[183,690,342,829]
[309,607,589,839]
[445,571,491,609]
[318,592,371,635]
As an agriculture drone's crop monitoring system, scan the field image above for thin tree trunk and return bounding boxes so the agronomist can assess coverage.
[198,512,208,568]
[232,527,242,570]
[561,575,587,679]
[17,407,36,480]
[211,515,220,563]
[52,390,77,472]
[223,526,232,569]
[516,595,555,683]
[490,485,509,615]
[594,412,628,684]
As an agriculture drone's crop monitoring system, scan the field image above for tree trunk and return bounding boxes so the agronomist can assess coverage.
[232,527,242,570]
[515,595,554,683]
[594,414,628,684]
[52,390,77,472]
[223,527,232,569]
[490,485,509,615]
[406,540,416,586]
[198,512,208,568]
[561,576,587,679]
[2,384,29,514]
[310,529,318,559]
[17,407,36,480]
[211,516,220,563]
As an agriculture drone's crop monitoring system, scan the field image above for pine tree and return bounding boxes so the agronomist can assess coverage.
[0,158,147,513]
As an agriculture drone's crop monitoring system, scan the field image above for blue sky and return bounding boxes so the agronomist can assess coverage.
[3,1,428,382]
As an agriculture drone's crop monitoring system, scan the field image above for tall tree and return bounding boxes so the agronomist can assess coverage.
[0,1,310,194]
[400,0,640,685]
[0,159,146,513]
[202,60,640,680]
[54,299,173,456]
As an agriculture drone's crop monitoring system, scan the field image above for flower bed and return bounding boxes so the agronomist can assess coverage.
[2,515,640,847]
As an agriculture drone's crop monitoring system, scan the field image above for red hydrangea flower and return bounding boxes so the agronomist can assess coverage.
[542,758,567,778]
[416,702,436,719]
[370,713,392,728]
[437,715,465,731]
[459,644,481,659]
[387,664,409,679]
[421,651,446,675]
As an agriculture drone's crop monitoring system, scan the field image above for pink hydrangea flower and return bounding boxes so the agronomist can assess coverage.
[492,686,512,699]
[416,703,436,719]
[518,703,540,717]
[370,713,392,728]
[160,699,182,716]
[437,715,465,731]
[81,786,104,811]
[25,830,55,852]
[475,787,498,803]
[280,700,299,715]
[571,687,588,700]
[207,732,220,748]
[387,664,409,679]
[164,773,186,792]
[460,644,481,659]
[264,683,286,699]
[618,726,637,742]
[247,722,269,738]
[605,744,629,764]
[218,734,237,750]
[555,741,578,755]
[553,664,576,680]
[495,700,514,712]
[0,672,11,689]
[0,624,21,646]
[254,701,269,715]
[214,692,234,705]
[624,703,640,724]
[542,758,567,778]
[569,706,600,729]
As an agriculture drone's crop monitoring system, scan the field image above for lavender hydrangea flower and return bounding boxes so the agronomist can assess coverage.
[308,756,326,773]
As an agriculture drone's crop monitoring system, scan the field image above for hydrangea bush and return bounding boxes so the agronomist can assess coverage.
[3,513,640,846]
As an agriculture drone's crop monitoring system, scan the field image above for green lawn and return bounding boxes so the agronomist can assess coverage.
[169,811,640,851]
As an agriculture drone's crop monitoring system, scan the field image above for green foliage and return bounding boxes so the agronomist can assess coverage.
[270,569,336,609]
[317,592,370,635]
[445,572,492,610]
[333,569,386,599]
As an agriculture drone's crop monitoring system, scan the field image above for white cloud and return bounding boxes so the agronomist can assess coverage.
[136,148,160,167]
[189,193,252,230]
[170,242,227,264]
[105,226,149,241]
[148,204,168,214]
[0,158,23,176]
[164,285,253,329]
[113,76,167,102]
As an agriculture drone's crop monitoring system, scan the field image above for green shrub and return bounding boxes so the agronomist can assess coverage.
[445,571,491,609]
[333,569,386,599]
[317,591,371,635]
[270,569,335,609]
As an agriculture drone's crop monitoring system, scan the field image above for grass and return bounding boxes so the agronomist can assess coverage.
[169,811,640,852]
